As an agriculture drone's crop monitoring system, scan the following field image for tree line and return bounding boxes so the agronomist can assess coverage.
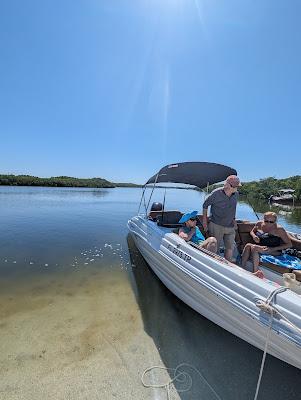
[239,176,301,200]
[206,176,301,201]
[2,174,299,196]
[0,174,118,188]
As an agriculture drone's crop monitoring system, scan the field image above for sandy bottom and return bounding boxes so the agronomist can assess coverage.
[0,264,171,400]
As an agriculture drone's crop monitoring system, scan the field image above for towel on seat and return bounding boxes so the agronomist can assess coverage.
[260,254,301,270]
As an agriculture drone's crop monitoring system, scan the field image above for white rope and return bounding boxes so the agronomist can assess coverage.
[141,363,222,400]
[253,286,301,400]
[253,305,274,400]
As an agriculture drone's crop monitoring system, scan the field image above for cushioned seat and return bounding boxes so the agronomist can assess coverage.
[148,210,183,227]
[148,211,207,233]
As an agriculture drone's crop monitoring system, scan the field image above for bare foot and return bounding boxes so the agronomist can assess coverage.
[253,270,264,279]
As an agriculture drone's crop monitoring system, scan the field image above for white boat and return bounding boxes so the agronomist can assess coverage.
[128,162,301,370]
[269,189,295,205]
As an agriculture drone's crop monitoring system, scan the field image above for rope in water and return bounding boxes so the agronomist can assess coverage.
[141,363,222,400]
[253,286,301,400]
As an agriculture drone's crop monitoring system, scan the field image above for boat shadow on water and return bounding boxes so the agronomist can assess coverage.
[127,234,301,400]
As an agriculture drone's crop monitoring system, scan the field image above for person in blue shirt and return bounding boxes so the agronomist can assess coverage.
[178,211,217,253]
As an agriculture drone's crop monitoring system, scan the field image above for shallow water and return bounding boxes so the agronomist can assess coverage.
[0,186,300,399]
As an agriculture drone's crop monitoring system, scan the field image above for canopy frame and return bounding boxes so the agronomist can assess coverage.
[137,161,237,216]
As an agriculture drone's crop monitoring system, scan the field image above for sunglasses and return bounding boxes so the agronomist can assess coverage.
[229,183,238,188]
[264,220,275,224]
[189,217,197,221]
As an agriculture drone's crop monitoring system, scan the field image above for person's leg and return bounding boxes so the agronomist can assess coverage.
[223,228,236,262]
[251,246,261,272]
[241,243,252,268]
[251,247,281,272]
[200,237,217,253]
[208,222,223,255]
[224,248,233,262]
[293,270,301,281]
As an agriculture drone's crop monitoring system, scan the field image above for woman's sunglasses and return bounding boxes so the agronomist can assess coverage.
[264,220,275,224]
[189,217,197,221]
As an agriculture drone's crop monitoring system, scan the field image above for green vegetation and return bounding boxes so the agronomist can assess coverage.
[0,174,115,188]
[2,174,300,196]
[114,182,142,188]
[239,176,301,201]
[203,176,301,201]
[0,174,142,188]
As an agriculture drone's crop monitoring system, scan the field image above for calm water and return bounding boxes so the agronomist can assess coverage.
[0,186,300,400]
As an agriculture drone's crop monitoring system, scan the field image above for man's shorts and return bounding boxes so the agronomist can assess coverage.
[209,221,235,250]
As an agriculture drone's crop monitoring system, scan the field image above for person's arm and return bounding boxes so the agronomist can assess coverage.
[186,227,196,241]
[202,208,208,232]
[250,222,260,243]
[233,193,239,229]
[272,228,292,251]
[178,227,195,242]
[202,192,214,232]
[178,227,187,240]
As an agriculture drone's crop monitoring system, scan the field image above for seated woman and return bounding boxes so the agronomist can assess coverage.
[178,211,217,253]
[241,211,292,276]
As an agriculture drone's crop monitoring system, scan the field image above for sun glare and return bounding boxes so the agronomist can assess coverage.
[147,0,207,34]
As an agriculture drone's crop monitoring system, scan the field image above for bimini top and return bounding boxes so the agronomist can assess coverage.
[146,162,237,189]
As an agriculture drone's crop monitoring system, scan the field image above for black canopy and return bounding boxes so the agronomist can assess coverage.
[146,162,237,189]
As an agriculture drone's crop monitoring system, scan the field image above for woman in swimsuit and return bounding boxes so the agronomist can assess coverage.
[241,211,292,275]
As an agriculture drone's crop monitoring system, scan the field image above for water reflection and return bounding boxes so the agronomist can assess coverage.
[127,235,301,400]
[240,197,301,228]
[0,186,109,206]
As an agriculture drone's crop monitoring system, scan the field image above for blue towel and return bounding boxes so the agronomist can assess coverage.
[260,254,301,270]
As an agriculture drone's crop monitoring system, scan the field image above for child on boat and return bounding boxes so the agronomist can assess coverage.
[178,211,217,253]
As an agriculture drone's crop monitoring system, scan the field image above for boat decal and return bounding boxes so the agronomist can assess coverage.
[167,244,192,262]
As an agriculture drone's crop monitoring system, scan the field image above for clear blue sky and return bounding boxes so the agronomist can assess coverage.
[0,0,300,184]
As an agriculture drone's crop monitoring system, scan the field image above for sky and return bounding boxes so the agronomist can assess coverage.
[0,0,300,184]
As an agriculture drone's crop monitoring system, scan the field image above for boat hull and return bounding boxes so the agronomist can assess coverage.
[270,198,294,205]
[128,216,301,370]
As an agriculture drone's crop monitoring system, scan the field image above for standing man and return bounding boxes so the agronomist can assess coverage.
[202,175,242,262]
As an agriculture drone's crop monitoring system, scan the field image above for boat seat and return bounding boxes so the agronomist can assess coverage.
[148,210,183,228]
[148,211,207,231]
[236,221,256,253]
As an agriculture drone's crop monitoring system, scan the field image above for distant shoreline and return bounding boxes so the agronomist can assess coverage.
[1,174,300,199]
[0,174,142,189]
